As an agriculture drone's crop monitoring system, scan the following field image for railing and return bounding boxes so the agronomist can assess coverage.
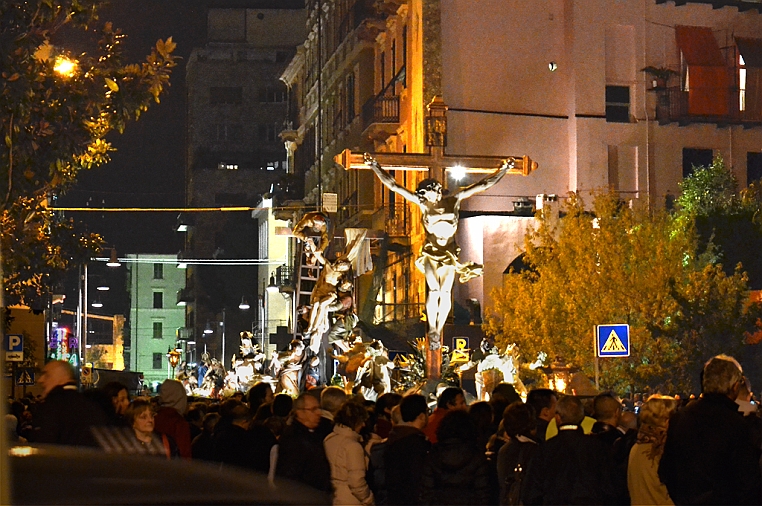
[385,203,410,237]
[657,86,762,124]
[176,327,194,341]
[362,95,400,129]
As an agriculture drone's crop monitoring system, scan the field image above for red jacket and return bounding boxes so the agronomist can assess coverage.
[423,407,448,444]
[154,406,192,459]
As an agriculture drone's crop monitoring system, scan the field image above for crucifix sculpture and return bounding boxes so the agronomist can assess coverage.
[334,97,537,379]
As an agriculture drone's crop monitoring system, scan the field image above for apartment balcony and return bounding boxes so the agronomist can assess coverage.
[362,94,400,142]
[656,86,762,127]
[176,327,194,342]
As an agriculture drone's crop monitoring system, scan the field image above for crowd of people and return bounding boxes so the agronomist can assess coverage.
[6,353,762,505]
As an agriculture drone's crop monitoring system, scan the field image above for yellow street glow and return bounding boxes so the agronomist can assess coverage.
[54,56,77,77]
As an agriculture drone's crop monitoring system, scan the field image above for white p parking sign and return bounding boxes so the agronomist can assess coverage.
[4,334,23,362]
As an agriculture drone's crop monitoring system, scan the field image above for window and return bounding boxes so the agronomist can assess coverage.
[749,152,762,184]
[217,163,239,170]
[391,40,397,77]
[153,263,163,280]
[379,51,385,89]
[347,72,355,120]
[258,123,279,142]
[605,86,630,123]
[259,85,287,103]
[682,148,713,178]
[153,321,163,339]
[152,353,162,369]
[210,87,242,105]
[153,291,163,309]
[213,124,242,142]
[675,26,729,116]
[740,53,747,112]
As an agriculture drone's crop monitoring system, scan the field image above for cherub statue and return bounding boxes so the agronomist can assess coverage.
[365,153,516,350]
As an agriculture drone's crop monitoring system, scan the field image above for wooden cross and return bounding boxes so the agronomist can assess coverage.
[333,97,537,380]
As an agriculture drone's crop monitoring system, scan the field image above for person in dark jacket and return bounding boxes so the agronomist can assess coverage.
[659,354,762,504]
[522,395,618,505]
[31,360,106,446]
[420,409,490,505]
[497,402,538,506]
[370,394,431,505]
[212,403,275,473]
[525,389,557,443]
[276,392,332,492]
[192,412,220,461]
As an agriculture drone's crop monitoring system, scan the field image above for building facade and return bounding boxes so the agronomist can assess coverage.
[181,2,306,365]
[126,255,186,388]
[281,0,762,341]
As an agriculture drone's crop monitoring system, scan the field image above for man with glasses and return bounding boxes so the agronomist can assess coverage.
[275,393,331,493]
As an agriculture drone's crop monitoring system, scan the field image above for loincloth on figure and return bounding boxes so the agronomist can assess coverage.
[415,241,484,283]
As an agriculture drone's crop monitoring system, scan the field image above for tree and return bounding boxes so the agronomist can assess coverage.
[483,191,759,394]
[0,0,177,307]
[676,156,762,289]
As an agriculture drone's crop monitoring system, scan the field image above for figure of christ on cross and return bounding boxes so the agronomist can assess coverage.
[365,153,516,351]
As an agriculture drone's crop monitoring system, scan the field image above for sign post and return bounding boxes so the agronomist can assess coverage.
[594,324,630,391]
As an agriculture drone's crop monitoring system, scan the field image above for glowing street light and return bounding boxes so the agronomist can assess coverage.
[53,56,78,77]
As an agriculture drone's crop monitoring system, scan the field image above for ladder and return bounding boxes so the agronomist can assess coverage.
[292,239,321,341]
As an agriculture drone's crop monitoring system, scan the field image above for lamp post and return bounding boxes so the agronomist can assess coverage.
[167,347,181,379]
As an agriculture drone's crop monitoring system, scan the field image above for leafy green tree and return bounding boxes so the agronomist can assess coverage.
[676,156,762,289]
[484,191,758,393]
[0,0,177,307]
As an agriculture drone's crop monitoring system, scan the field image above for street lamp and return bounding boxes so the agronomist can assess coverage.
[238,296,250,310]
[166,347,181,379]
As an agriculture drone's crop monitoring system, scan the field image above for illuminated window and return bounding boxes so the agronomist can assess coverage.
[217,163,239,170]
[740,54,747,112]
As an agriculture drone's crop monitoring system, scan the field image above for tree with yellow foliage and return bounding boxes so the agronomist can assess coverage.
[0,0,177,307]
[484,191,760,393]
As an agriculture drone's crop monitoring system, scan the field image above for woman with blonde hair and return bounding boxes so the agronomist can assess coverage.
[627,395,678,505]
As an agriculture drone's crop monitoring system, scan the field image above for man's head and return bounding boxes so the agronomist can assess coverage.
[593,392,622,426]
[230,403,252,429]
[555,395,585,426]
[526,389,558,422]
[416,179,443,203]
[399,394,429,429]
[39,360,75,398]
[437,387,466,411]
[702,354,744,398]
[502,401,537,439]
[321,386,347,416]
[293,392,322,430]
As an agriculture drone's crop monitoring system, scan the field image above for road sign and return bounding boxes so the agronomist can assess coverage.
[596,324,630,357]
[451,337,470,363]
[4,334,23,362]
[15,368,34,386]
[322,193,338,213]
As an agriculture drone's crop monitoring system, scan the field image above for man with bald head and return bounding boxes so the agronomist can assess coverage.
[31,360,106,446]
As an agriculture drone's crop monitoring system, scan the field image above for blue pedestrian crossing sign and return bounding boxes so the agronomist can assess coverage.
[596,324,630,357]
[15,368,35,386]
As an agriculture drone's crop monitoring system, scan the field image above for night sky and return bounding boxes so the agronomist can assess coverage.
[56,0,208,254]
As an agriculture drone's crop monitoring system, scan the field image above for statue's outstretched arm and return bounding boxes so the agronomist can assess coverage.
[456,157,516,201]
[364,153,420,204]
